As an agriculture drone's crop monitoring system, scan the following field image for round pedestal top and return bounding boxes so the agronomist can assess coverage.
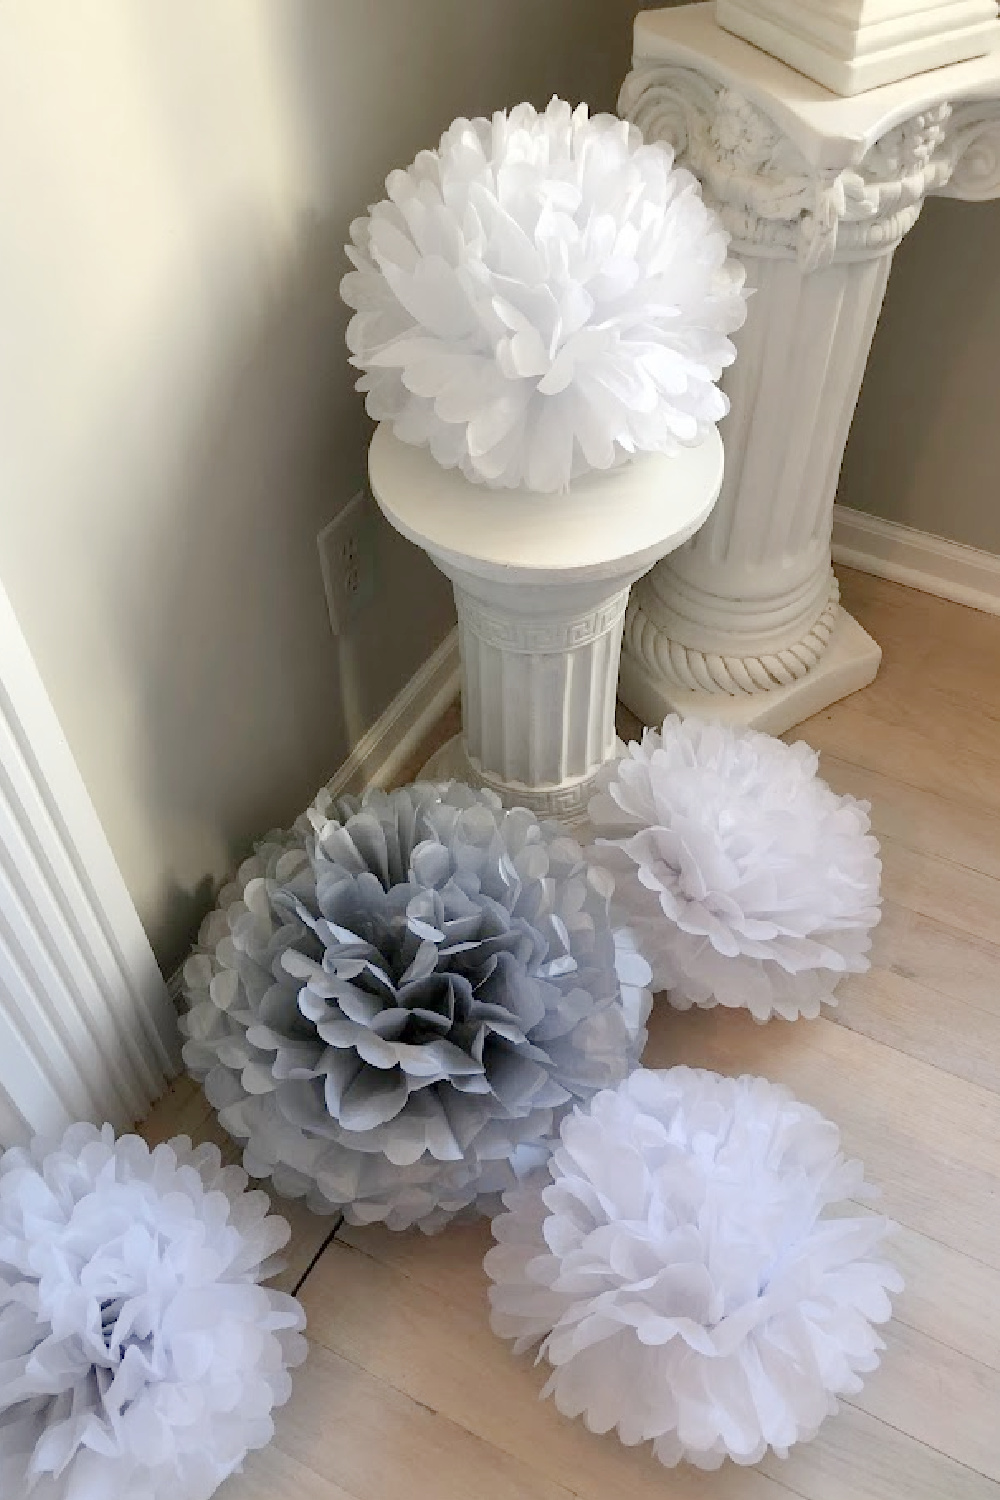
[368,424,724,586]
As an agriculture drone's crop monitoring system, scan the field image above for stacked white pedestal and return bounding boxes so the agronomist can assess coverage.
[368,425,723,826]
[618,3,1000,735]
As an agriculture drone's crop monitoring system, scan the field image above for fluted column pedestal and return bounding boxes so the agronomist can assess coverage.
[618,3,1000,735]
[368,424,723,827]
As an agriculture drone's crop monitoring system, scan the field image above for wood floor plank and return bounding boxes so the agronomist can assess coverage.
[340,1210,1000,1387]
[853,1320,1000,1482]
[879,837,1000,950]
[222,1441,357,1500]
[796,694,1000,821]
[304,1238,794,1500]
[868,901,1000,1018]
[838,570,1000,716]
[336,1218,492,1303]
[818,752,1000,884]
[827,657,1000,763]
[759,1405,999,1500]
[833,966,1000,1093]
[269,1339,574,1500]
[317,1227,1000,1500]
[138,1073,212,1146]
[644,1007,1000,1269]
[888,1224,1000,1375]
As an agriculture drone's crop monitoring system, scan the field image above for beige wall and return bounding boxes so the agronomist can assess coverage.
[839,196,1000,552]
[8,0,989,983]
[0,0,639,975]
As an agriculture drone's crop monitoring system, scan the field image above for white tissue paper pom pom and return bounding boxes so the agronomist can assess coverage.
[341,97,747,493]
[182,781,651,1234]
[587,717,882,1021]
[0,1124,307,1500]
[485,1067,902,1469]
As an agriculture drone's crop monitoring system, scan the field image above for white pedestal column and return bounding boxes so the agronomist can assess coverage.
[618,3,1000,735]
[367,424,723,826]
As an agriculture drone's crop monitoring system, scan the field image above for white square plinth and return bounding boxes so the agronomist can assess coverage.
[717,0,1000,95]
[618,608,882,737]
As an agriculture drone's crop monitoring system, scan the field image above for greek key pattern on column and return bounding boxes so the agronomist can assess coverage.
[455,588,630,655]
[441,736,597,823]
[624,575,841,696]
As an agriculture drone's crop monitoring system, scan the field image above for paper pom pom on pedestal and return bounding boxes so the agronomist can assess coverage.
[486,1067,901,1469]
[183,782,650,1234]
[342,97,747,493]
[0,1125,306,1500]
[588,717,882,1021]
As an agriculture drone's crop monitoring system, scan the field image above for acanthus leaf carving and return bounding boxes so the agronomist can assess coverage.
[937,98,1000,200]
[619,67,976,269]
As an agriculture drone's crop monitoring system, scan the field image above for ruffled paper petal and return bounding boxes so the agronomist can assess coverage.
[341,98,748,493]
[0,1125,307,1499]
[182,782,650,1234]
[588,717,882,1021]
[485,1067,901,1467]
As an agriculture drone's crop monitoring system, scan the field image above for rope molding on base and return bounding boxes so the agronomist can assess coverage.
[624,576,842,697]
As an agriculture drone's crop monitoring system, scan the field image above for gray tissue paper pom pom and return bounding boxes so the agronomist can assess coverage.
[182,781,650,1233]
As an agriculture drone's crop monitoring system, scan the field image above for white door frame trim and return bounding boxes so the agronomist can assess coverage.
[0,580,178,1143]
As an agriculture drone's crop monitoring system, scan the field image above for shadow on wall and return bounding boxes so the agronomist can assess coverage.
[0,0,643,980]
[839,196,1000,553]
[133,0,644,972]
[113,211,360,969]
[121,207,466,971]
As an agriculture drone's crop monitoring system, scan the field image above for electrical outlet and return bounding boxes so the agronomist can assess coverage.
[318,489,376,635]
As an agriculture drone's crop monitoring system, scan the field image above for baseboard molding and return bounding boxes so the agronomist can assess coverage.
[324,626,461,798]
[832,505,1000,618]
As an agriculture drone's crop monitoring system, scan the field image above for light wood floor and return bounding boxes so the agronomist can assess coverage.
[142,569,1000,1500]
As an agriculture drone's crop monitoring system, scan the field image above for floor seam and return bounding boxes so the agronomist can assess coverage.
[292,1216,343,1296]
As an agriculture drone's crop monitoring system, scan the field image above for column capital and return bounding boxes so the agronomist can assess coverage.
[622,3,1000,269]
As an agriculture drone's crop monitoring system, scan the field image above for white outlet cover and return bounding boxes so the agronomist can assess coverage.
[318,490,377,636]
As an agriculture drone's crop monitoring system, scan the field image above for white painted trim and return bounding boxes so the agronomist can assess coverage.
[0,581,179,1143]
[833,503,1000,615]
[324,626,461,798]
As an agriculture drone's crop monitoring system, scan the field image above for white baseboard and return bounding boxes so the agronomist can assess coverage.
[832,505,1000,618]
[323,626,461,798]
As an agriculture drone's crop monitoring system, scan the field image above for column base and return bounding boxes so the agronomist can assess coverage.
[618,607,881,736]
[418,733,595,829]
